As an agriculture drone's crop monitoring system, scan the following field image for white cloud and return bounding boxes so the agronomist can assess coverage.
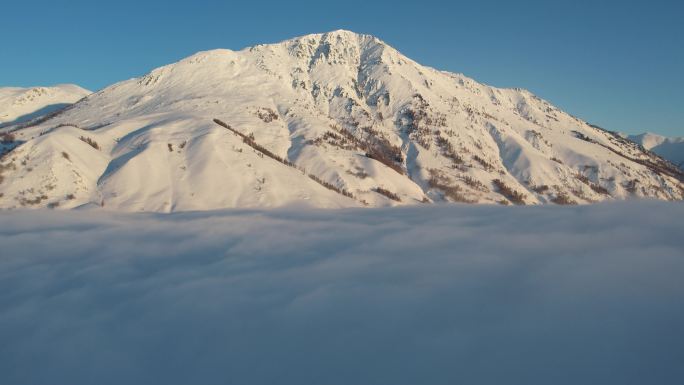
[1,201,683,384]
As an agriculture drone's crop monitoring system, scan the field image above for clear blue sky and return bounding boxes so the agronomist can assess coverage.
[2,0,682,136]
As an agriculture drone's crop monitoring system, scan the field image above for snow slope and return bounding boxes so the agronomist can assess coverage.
[0,84,90,126]
[1,202,683,385]
[629,132,684,169]
[1,30,682,211]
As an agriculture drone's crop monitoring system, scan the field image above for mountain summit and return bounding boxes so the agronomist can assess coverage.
[0,84,90,127]
[628,132,684,170]
[1,31,682,211]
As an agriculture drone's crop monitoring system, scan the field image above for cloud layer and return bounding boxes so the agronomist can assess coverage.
[1,201,683,385]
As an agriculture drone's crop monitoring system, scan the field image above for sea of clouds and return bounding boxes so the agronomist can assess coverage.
[1,201,683,385]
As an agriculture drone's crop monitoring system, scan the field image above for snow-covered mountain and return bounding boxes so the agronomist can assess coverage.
[0,84,91,127]
[1,30,682,211]
[628,133,684,170]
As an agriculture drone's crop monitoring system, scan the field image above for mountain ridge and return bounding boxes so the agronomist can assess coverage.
[1,30,682,211]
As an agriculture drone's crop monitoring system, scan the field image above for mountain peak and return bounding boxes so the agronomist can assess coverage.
[277,29,388,60]
[0,84,90,127]
[1,32,682,211]
[287,29,379,43]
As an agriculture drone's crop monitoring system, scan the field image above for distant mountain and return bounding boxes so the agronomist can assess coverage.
[0,30,681,211]
[628,133,684,170]
[0,84,91,127]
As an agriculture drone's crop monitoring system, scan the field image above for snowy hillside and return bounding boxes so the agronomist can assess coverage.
[628,132,684,169]
[1,30,682,211]
[0,84,90,127]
